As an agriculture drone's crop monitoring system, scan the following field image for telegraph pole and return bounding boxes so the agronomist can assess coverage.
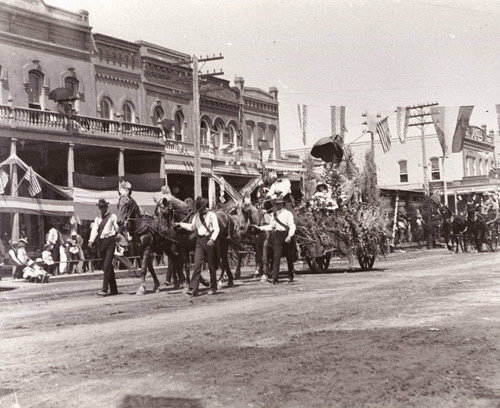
[183,54,223,198]
[407,102,438,196]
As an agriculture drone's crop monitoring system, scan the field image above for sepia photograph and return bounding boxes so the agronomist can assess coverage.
[1,0,500,407]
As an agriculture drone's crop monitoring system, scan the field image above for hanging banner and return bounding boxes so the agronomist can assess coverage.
[430,106,474,157]
[396,106,409,143]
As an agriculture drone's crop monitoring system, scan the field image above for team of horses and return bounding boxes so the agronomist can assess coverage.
[441,205,498,254]
[116,193,272,295]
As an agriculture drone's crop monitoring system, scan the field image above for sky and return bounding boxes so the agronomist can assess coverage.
[46,0,500,150]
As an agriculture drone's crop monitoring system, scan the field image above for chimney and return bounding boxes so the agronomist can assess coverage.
[234,76,245,91]
[269,87,278,101]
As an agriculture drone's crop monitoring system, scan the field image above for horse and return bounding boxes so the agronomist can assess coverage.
[116,194,177,295]
[234,200,272,280]
[155,195,238,290]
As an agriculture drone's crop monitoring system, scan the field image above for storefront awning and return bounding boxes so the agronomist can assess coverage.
[0,196,74,216]
[165,161,212,176]
[213,164,260,177]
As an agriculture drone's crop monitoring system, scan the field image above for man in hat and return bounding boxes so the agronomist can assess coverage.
[88,198,120,296]
[14,238,32,279]
[257,196,296,284]
[267,169,293,210]
[176,196,220,296]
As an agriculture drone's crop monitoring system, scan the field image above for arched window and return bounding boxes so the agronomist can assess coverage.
[430,157,440,180]
[174,110,184,141]
[399,160,408,183]
[246,122,255,149]
[213,121,224,149]
[28,70,43,109]
[225,124,236,145]
[200,120,209,146]
[99,97,112,119]
[123,101,134,123]
[64,77,79,97]
[153,106,164,125]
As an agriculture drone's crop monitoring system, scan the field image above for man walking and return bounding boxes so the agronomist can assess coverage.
[177,196,219,296]
[88,198,120,296]
[258,196,296,284]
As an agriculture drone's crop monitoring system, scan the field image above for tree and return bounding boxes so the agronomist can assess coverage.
[360,149,379,205]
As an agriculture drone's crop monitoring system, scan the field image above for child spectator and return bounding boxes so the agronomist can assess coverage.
[42,243,56,275]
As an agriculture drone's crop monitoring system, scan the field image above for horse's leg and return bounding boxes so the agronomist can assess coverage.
[148,254,160,293]
[218,240,234,289]
[136,245,150,295]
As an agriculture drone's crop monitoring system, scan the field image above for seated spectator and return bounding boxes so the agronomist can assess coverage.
[14,238,32,279]
[42,243,56,275]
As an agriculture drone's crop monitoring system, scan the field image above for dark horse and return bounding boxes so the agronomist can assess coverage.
[155,195,238,289]
[117,194,177,295]
[234,200,272,280]
[442,205,487,253]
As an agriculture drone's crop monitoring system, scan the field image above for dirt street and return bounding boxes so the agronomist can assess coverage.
[1,248,500,408]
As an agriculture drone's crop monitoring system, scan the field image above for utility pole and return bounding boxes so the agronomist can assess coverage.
[407,102,438,196]
[183,54,223,198]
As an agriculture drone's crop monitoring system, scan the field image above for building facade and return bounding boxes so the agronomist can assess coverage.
[0,0,302,250]
[349,123,497,214]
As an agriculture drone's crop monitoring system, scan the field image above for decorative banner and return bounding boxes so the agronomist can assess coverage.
[396,106,409,143]
[0,169,8,195]
[297,104,307,145]
[331,106,346,140]
[430,106,474,157]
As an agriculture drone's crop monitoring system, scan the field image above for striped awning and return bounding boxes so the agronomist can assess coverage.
[165,160,212,176]
[212,164,260,177]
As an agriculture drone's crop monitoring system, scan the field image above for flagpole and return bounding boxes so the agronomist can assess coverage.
[442,156,448,207]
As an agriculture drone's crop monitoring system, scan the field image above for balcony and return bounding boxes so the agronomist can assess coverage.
[0,104,303,171]
[0,104,163,145]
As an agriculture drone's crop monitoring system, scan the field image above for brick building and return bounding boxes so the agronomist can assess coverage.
[0,0,302,250]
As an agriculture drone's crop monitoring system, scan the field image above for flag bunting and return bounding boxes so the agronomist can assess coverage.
[376,116,392,153]
[25,166,42,197]
[0,169,8,195]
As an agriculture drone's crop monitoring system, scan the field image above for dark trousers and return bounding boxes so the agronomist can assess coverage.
[98,236,117,294]
[271,230,294,282]
[190,236,217,293]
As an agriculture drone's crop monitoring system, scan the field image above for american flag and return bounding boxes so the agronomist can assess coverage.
[25,166,41,196]
[0,169,8,194]
[376,116,392,153]
[430,189,441,206]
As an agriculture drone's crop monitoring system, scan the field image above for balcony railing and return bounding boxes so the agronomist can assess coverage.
[0,105,163,144]
[0,105,303,170]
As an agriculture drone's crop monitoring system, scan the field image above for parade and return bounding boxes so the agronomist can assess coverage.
[3,0,500,407]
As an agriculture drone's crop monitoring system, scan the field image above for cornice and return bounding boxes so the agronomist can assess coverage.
[143,82,191,101]
[0,30,91,61]
[94,64,141,84]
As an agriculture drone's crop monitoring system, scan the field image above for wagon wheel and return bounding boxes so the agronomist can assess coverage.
[357,254,375,271]
[305,255,331,273]
[486,229,498,252]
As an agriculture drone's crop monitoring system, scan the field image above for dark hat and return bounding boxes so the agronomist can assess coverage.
[272,196,284,205]
[194,196,209,212]
[62,223,71,231]
[276,169,285,176]
[96,198,109,208]
[316,182,328,191]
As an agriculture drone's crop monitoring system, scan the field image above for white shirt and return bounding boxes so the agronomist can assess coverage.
[267,178,291,199]
[180,211,220,241]
[260,208,296,239]
[47,227,60,245]
[89,212,119,243]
